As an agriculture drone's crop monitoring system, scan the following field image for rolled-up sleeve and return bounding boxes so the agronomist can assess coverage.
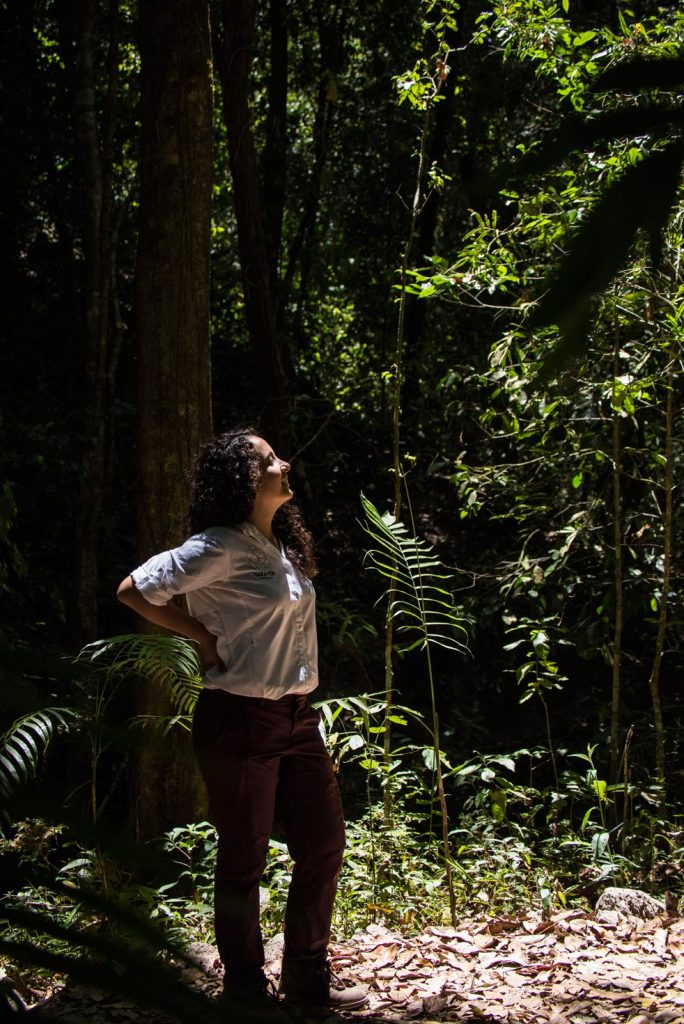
[130,532,230,606]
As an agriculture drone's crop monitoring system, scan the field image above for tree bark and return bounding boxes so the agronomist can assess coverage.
[215,0,289,452]
[134,0,214,837]
[68,0,118,645]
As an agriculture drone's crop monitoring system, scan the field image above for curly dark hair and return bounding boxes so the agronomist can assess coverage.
[187,428,317,578]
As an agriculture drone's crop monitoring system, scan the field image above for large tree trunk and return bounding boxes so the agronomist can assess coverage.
[134,0,214,838]
[215,0,289,452]
[67,0,119,645]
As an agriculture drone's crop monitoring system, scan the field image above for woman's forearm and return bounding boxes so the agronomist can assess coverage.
[116,576,212,646]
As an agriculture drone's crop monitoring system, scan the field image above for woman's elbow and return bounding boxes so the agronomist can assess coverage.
[116,576,136,604]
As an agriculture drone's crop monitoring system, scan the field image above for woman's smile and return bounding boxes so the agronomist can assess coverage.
[248,435,293,511]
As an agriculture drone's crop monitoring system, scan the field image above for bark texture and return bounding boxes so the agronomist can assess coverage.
[69,0,118,644]
[134,0,214,836]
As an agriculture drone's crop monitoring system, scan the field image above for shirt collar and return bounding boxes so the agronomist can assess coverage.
[239,521,282,552]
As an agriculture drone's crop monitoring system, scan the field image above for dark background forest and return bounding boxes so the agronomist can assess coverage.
[0,0,683,964]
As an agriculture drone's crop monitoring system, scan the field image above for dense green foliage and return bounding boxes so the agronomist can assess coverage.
[1,0,682,1004]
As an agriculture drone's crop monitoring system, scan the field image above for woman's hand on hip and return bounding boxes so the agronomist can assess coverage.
[198,631,225,674]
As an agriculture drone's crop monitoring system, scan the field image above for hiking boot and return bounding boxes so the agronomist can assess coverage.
[280,959,368,1011]
[221,968,281,1009]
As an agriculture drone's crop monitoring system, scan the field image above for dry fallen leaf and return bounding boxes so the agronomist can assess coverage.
[14,910,684,1024]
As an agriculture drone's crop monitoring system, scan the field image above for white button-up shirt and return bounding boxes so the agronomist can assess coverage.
[130,522,318,699]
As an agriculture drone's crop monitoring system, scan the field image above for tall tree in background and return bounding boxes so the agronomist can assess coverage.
[280,3,347,357]
[215,0,289,451]
[63,0,120,645]
[133,0,213,836]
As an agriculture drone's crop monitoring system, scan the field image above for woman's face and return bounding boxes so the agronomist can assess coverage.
[248,435,293,513]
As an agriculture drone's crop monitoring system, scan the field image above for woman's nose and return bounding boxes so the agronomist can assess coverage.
[280,458,291,472]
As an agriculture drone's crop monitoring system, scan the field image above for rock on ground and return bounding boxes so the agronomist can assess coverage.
[595,887,664,920]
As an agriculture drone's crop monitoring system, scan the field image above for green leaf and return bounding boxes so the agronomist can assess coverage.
[422,747,438,770]
[76,635,202,721]
[360,494,468,655]
[490,789,507,821]
[0,707,76,804]
[592,778,607,802]
[591,830,610,860]
[346,734,365,751]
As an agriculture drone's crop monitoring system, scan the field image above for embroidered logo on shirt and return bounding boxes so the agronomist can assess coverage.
[246,546,276,578]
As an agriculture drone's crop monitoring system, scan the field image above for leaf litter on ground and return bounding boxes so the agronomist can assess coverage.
[6,907,684,1024]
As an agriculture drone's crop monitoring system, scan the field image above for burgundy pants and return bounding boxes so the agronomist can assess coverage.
[192,689,345,983]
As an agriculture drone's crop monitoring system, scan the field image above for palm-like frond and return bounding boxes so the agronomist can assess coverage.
[360,494,467,654]
[0,708,75,801]
[502,55,684,370]
[76,634,202,724]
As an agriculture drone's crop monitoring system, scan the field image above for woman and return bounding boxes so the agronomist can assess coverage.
[117,429,366,1010]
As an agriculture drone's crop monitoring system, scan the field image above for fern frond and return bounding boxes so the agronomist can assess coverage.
[361,494,468,655]
[0,708,75,800]
[75,634,202,721]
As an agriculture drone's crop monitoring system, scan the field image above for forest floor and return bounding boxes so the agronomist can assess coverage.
[14,906,684,1024]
